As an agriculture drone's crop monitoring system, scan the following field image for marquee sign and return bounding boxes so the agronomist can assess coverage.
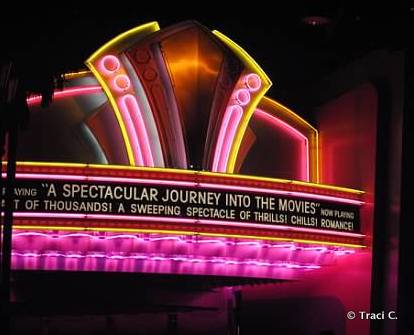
[5,174,360,234]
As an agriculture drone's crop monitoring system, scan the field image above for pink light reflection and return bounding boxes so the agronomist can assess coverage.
[254,109,309,181]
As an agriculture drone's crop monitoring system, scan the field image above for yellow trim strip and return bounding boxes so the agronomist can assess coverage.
[14,225,366,249]
[12,161,364,195]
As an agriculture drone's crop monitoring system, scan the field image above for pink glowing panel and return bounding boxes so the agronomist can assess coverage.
[245,73,262,92]
[98,55,121,76]
[119,95,155,167]
[11,252,320,270]
[254,109,310,181]
[212,105,243,172]
[112,74,131,92]
[117,96,144,166]
[235,88,251,106]
[26,86,103,105]
[12,212,365,238]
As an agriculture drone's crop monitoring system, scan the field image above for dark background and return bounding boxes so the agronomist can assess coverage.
[1,1,411,103]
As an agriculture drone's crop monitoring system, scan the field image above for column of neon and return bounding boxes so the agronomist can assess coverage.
[254,109,310,182]
[119,95,154,166]
[213,105,243,172]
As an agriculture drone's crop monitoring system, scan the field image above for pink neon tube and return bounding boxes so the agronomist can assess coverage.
[27,86,103,105]
[117,96,144,166]
[254,109,310,182]
[119,95,154,167]
[212,105,243,172]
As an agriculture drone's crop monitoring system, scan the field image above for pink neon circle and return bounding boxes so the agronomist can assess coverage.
[112,75,131,92]
[235,88,251,106]
[245,73,262,92]
[99,55,120,75]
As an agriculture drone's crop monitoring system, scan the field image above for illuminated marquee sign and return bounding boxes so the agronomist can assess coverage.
[5,178,360,233]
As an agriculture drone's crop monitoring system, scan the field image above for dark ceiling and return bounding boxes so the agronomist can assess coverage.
[1,2,411,101]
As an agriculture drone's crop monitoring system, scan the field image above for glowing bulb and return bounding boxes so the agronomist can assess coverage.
[99,55,120,75]
[245,73,262,92]
[112,74,131,92]
[235,88,250,106]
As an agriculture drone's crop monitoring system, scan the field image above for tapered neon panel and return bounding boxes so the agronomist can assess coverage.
[255,109,310,181]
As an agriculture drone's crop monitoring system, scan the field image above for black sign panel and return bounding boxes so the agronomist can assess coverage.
[2,179,361,233]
